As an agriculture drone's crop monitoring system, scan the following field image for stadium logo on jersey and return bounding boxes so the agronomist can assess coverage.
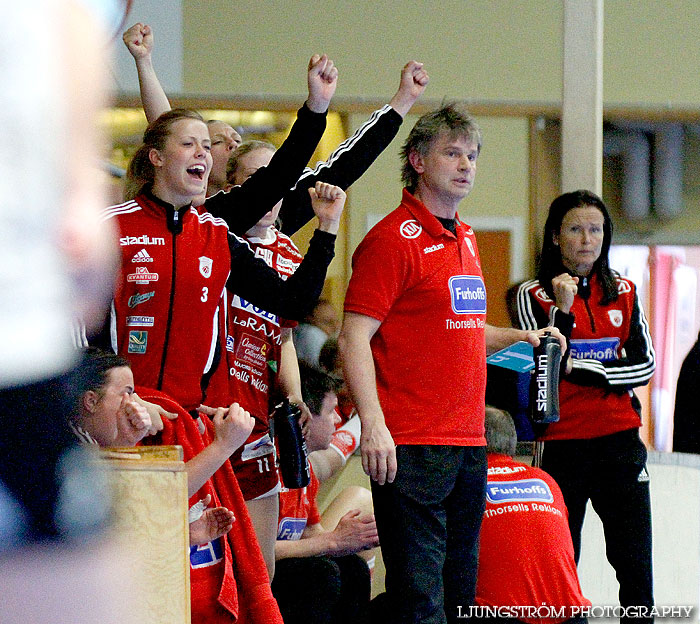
[131,248,153,263]
[241,433,275,461]
[486,478,554,504]
[277,517,307,541]
[198,256,213,278]
[190,539,223,568]
[465,237,475,257]
[126,316,154,327]
[449,275,487,314]
[534,286,553,303]
[570,337,620,362]
[127,267,159,284]
[127,331,148,354]
[226,335,235,352]
[127,291,155,308]
[608,310,623,327]
[399,219,422,239]
[423,243,444,255]
[231,295,280,326]
[119,235,165,246]
[617,279,632,294]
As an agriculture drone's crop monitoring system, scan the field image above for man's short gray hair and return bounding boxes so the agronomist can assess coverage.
[400,102,482,193]
[485,406,517,457]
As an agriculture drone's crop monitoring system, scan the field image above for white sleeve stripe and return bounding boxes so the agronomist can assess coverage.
[100,201,141,221]
[291,106,391,191]
[516,279,540,330]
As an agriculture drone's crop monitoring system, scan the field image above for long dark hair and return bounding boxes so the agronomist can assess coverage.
[125,108,204,200]
[537,189,618,305]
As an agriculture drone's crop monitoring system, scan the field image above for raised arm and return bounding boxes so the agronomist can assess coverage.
[278,61,430,236]
[225,183,345,321]
[205,54,336,234]
[122,23,171,122]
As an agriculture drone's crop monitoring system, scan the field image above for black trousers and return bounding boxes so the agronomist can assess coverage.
[272,553,371,624]
[372,445,487,624]
[541,429,653,624]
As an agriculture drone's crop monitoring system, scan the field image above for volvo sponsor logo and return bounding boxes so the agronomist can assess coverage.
[120,235,165,246]
[449,275,487,314]
[127,291,155,308]
[570,337,620,362]
[399,219,422,239]
[486,478,554,504]
[126,315,154,327]
[131,248,153,262]
[231,295,280,325]
[127,267,159,284]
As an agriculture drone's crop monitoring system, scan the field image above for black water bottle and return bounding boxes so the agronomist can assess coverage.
[530,332,562,424]
[272,399,310,489]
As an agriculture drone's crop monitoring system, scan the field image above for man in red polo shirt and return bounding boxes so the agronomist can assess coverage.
[339,104,563,624]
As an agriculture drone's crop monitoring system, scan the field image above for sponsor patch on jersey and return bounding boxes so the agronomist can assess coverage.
[236,333,269,370]
[486,478,554,504]
[570,337,620,361]
[120,235,165,246]
[241,433,275,461]
[276,256,299,271]
[131,248,153,263]
[277,517,307,541]
[126,267,159,284]
[449,275,487,314]
[399,219,422,239]
[608,310,623,327]
[231,295,280,326]
[534,286,553,303]
[127,331,148,354]
[423,243,444,255]
[127,291,155,308]
[638,466,650,483]
[126,315,154,327]
[226,335,235,352]
[198,256,213,278]
[190,538,223,568]
[255,247,274,267]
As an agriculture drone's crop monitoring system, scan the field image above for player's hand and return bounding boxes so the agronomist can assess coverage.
[306,54,338,113]
[360,416,397,485]
[328,509,379,556]
[132,392,178,435]
[189,495,235,546]
[310,182,346,234]
[122,23,154,60]
[389,61,429,117]
[551,273,578,314]
[113,393,152,446]
[211,403,255,454]
[523,326,567,356]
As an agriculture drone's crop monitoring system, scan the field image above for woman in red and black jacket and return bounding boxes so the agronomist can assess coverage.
[516,190,655,623]
[98,101,346,413]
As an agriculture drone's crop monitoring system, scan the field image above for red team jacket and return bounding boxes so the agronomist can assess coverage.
[516,274,655,440]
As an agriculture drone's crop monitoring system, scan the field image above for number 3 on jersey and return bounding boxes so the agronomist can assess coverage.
[201,287,208,302]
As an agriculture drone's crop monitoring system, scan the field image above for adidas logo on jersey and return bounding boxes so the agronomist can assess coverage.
[638,467,650,483]
[131,248,153,263]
